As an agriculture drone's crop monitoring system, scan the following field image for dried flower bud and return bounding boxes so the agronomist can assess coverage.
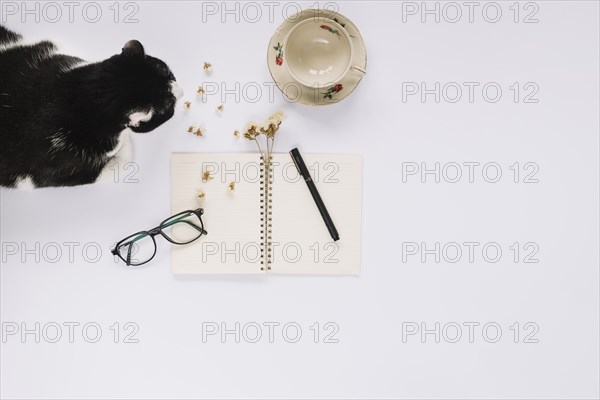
[268,111,285,126]
[261,124,275,139]
[196,86,205,95]
[255,112,285,139]
[184,101,191,109]
[194,127,206,137]
[216,104,224,112]
[244,131,257,140]
[198,191,206,199]
[202,170,213,182]
[229,181,235,191]
[203,62,213,73]
[243,121,260,140]
[187,126,195,133]
[233,130,240,138]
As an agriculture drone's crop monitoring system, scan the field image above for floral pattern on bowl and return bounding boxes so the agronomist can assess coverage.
[320,24,342,39]
[273,43,283,66]
[323,84,344,99]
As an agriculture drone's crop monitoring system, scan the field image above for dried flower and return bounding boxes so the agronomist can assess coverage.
[196,86,205,95]
[268,111,285,126]
[184,101,191,109]
[202,170,213,182]
[259,112,285,139]
[198,191,206,199]
[240,112,285,173]
[187,124,205,137]
[229,181,235,191]
[203,62,212,73]
[233,130,240,138]
[216,104,224,112]
[243,121,260,140]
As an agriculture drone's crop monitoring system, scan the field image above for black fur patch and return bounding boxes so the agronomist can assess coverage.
[0,25,178,188]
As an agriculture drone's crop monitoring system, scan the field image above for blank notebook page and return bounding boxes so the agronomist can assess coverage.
[171,153,262,274]
[269,153,362,275]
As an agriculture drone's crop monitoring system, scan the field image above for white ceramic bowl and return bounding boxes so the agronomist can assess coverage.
[283,17,353,88]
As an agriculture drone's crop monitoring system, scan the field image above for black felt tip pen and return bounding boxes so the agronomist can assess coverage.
[290,148,340,241]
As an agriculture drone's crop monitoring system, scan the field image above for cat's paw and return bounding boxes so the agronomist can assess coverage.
[12,176,36,190]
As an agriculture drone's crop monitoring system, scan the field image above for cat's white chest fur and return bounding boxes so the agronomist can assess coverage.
[106,129,131,158]
[95,129,133,184]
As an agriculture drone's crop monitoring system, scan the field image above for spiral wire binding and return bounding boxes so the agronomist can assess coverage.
[260,155,274,270]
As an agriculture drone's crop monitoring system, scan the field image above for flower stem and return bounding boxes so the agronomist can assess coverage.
[254,138,265,159]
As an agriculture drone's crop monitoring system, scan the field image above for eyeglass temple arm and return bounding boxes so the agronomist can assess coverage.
[126,244,133,265]
[111,232,148,265]
[162,216,207,235]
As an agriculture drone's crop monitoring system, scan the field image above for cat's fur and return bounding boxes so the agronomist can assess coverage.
[0,25,182,189]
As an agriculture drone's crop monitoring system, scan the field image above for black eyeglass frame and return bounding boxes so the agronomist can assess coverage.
[111,208,207,266]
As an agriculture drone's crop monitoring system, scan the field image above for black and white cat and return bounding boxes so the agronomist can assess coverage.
[0,25,182,189]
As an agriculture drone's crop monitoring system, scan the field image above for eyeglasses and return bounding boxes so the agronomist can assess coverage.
[112,208,207,266]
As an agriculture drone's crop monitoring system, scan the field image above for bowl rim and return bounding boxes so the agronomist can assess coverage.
[282,16,353,88]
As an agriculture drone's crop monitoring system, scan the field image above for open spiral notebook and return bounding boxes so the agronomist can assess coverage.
[171,153,362,275]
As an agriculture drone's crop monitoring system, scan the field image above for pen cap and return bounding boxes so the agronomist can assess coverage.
[289,148,311,179]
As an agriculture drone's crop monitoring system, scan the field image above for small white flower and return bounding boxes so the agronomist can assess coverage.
[244,121,258,132]
[258,121,271,132]
[194,126,206,137]
[202,170,213,182]
[268,111,285,126]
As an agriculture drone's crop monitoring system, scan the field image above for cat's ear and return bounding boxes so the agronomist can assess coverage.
[122,40,145,57]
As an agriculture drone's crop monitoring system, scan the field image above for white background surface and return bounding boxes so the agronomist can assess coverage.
[1,1,599,398]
